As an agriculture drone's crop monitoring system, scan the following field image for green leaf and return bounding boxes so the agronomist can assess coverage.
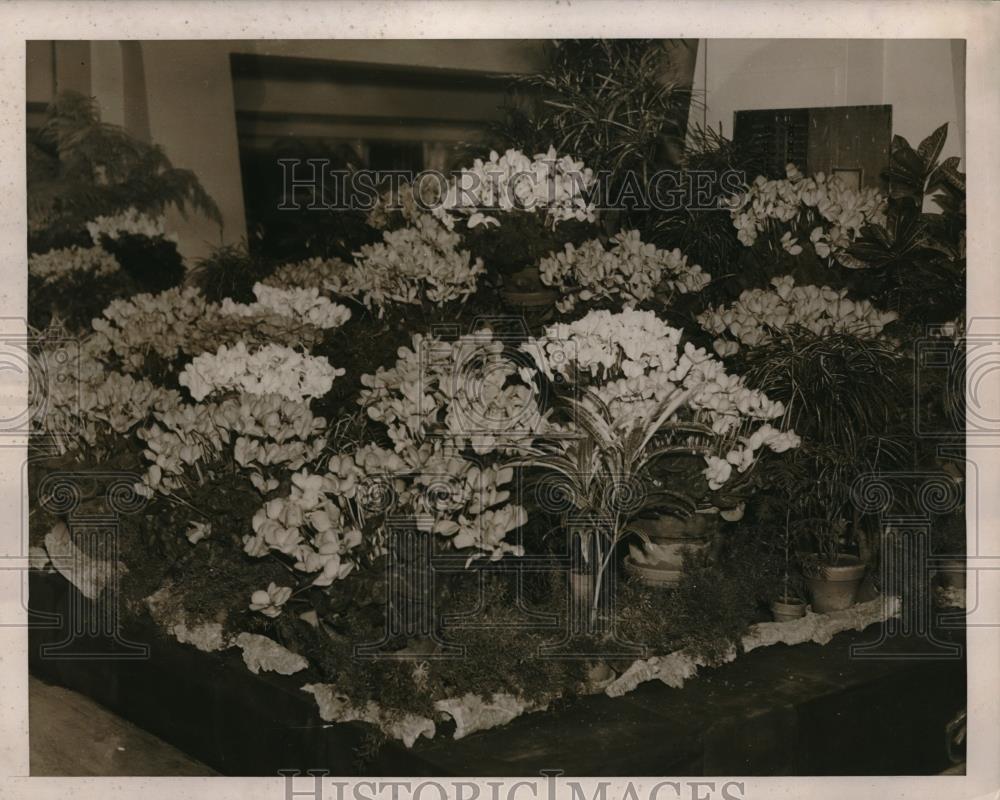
[917,123,948,171]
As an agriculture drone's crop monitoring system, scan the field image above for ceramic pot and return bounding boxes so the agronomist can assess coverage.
[625,511,717,588]
[805,555,866,613]
[499,266,558,309]
[770,596,807,622]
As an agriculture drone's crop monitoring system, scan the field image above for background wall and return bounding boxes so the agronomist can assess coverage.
[690,38,965,161]
[26,40,548,261]
[27,39,965,261]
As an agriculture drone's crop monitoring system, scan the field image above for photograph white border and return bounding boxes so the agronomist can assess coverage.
[0,2,997,799]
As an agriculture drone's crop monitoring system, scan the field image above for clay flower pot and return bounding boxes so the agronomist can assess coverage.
[499,266,559,308]
[805,555,866,613]
[624,511,717,589]
[770,596,807,622]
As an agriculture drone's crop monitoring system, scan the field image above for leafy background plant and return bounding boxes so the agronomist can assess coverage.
[28,91,221,251]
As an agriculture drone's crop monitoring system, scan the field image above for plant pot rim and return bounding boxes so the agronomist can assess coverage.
[771,596,806,609]
[499,288,558,306]
[631,514,714,541]
[808,555,866,582]
[623,554,683,586]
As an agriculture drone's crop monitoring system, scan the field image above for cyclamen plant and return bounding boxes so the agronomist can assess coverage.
[334,214,485,315]
[179,342,345,403]
[723,164,886,265]
[28,245,120,285]
[219,282,352,330]
[697,275,899,356]
[433,146,597,231]
[86,207,173,244]
[89,285,352,372]
[34,338,180,457]
[538,229,711,313]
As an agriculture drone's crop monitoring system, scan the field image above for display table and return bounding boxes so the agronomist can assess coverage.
[27,571,966,776]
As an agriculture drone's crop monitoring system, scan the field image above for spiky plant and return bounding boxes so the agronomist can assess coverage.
[742,329,908,565]
[486,40,695,234]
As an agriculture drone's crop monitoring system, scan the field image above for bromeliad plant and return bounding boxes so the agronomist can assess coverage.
[516,309,799,619]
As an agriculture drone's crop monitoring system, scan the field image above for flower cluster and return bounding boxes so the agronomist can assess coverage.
[88,286,333,372]
[433,147,597,231]
[360,330,541,455]
[179,342,344,403]
[697,275,899,356]
[350,332,534,560]
[539,230,710,312]
[245,469,363,586]
[702,423,801,490]
[220,283,352,330]
[34,339,180,455]
[524,309,798,490]
[90,287,214,370]
[86,208,171,244]
[265,257,353,293]
[366,180,441,230]
[29,246,120,285]
[724,165,886,263]
[332,215,485,314]
[135,393,327,498]
[242,437,526,583]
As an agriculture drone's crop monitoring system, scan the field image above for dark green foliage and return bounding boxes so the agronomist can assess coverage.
[28,91,220,243]
[29,233,185,332]
[240,137,380,263]
[489,40,695,235]
[650,124,767,282]
[98,233,185,293]
[741,330,909,565]
[27,226,93,257]
[844,124,965,325]
[741,330,903,452]
[28,270,137,333]
[188,242,279,303]
[617,542,773,666]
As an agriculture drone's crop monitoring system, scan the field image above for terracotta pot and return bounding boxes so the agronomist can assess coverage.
[498,266,559,308]
[625,512,716,588]
[936,558,966,590]
[770,596,807,622]
[805,555,866,613]
[631,511,717,541]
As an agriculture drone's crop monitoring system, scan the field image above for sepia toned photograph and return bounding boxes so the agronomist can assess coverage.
[9,7,994,793]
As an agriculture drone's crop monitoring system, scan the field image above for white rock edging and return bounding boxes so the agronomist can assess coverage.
[302,683,436,748]
[145,586,308,676]
[141,578,899,749]
[235,632,310,675]
[44,521,126,600]
[435,692,549,740]
[605,596,899,697]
